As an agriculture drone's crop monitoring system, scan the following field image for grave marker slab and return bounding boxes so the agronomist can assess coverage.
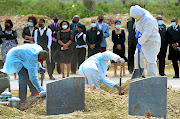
[128,76,167,119]
[46,76,85,115]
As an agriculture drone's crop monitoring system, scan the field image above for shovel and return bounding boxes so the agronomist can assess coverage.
[131,49,144,79]
[119,63,124,95]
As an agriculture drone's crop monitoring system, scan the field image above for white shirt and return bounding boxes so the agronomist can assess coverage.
[34,26,52,49]
[75,32,87,48]
[173,24,178,30]
[98,23,102,30]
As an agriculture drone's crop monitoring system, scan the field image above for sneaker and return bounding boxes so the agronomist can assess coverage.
[19,103,28,111]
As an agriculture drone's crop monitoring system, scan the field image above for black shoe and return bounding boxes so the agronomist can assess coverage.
[50,76,55,80]
[70,72,76,74]
[173,75,179,78]
[142,75,145,78]
[160,74,166,76]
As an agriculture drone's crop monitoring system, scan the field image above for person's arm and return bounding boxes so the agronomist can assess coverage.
[11,30,17,39]
[112,30,115,43]
[95,30,103,47]
[83,34,86,43]
[28,61,43,92]
[103,24,110,38]
[34,29,38,44]
[65,30,73,46]
[22,27,28,39]
[86,31,91,46]
[47,29,52,49]
[83,25,86,34]
[102,51,121,62]
[138,20,154,45]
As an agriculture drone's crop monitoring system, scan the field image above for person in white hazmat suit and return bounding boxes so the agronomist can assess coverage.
[130,5,161,77]
[78,51,125,90]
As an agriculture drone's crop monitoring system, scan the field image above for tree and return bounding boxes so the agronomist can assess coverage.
[83,0,97,11]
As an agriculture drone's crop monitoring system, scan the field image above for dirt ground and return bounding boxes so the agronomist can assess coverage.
[0,82,180,119]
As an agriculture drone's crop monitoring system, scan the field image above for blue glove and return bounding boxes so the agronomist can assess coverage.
[39,67,46,73]
[136,43,141,52]
[135,30,142,39]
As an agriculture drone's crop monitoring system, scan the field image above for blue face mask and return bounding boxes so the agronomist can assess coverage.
[28,22,33,26]
[171,22,176,27]
[116,25,121,29]
[62,25,68,29]
[91,23,96,28]
[158,20,163,25]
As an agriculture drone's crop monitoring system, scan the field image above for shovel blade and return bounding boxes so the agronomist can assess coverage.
[131,68,144,79]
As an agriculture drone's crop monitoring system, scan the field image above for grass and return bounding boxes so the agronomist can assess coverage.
[0,0,180,20]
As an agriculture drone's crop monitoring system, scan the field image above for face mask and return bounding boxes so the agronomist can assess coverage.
[116,25,121,29]
[62,25,68,29]
[54,19,58,23]
[98,19,103,22]
[39,24,43,27]
[158,20,163,25]
[38,58,43,63]
[171,22,176,27]
[28,22,33,26]
[5,24,10,29]
[91,23,96,28]
[72,19,77,23]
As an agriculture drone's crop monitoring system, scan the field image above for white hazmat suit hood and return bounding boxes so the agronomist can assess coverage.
[130,5,161,77]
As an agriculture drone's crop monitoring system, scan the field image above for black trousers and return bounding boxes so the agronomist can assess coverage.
[76,48,86,69]
[128,44,136,73]
[158,56,166,76]
[172,59,180,76]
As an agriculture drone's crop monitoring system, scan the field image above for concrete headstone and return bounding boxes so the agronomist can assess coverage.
[46,77,85,115]
[128,76,167,118]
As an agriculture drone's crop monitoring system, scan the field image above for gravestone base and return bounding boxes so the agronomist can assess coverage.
[46,76,85,115]
[128,76,167,119]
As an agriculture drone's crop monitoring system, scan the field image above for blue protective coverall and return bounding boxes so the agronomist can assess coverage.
[1,44,43,92]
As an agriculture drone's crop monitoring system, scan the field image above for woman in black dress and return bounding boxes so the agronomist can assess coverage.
[112,20,127,76]
[22,16,38,43]
[55,20,73,78]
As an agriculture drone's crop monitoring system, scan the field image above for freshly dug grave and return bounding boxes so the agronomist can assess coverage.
[0,81,180,119]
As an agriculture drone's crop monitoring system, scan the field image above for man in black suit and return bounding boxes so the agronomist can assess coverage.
[127,18,137,74]
[156,15,167,76]
[70,15,86,74]
[167,18,180,78]
[48,15,61,77]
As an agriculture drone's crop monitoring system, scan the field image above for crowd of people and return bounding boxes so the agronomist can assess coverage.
[1,5,180,109]
[0,10,180,80]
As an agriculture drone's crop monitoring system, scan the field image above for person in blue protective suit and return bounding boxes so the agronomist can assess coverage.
[130,5,161,77]
[78,51,125,91]
[1,44,47,107]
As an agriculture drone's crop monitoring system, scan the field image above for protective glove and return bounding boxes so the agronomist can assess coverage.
[47,45,51,50]
[118,58,125,63]
[135,30,142,39]
[39,67,46,73]
[136,43,141,52]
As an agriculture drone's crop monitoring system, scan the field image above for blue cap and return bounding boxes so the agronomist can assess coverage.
[115,20,121,24]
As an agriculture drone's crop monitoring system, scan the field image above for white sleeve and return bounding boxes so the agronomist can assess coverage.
[34,30,38,44]
[102,51,120,62]
[138,20,154,45]
[47,28,52,49]
[83,34,86,42]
